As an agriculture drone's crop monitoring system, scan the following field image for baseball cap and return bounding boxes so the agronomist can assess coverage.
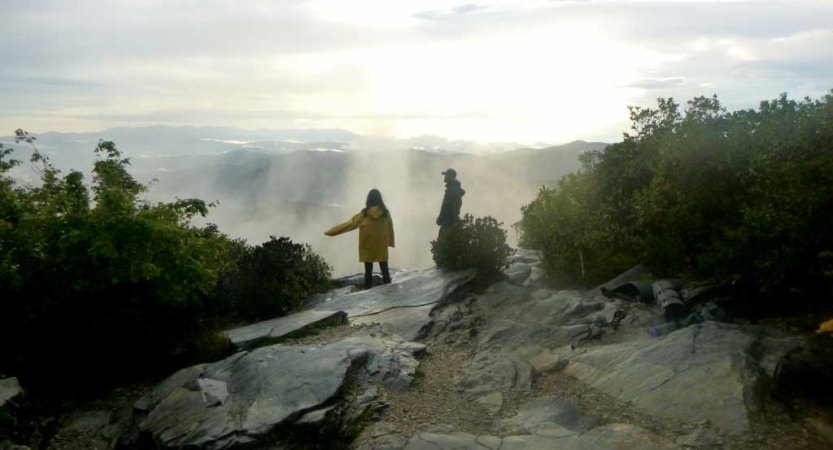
[441,168,457,177]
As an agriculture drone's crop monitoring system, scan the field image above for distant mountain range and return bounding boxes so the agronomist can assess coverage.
[0,125,603,169]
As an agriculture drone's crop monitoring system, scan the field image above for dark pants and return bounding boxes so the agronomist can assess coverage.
[364,262,391,289]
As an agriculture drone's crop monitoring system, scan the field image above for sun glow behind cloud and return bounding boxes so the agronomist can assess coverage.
[1,0,831,144]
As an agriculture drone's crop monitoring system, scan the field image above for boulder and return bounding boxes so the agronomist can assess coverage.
[133,336,424,449]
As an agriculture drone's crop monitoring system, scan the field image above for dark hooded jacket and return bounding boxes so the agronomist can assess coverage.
[437,179,466,226]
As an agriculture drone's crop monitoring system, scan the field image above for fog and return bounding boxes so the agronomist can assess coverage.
[181,146,570,277]
[3,129,597,277]
[145,143,596,277]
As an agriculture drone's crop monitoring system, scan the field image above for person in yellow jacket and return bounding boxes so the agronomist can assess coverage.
[325,189,395,289]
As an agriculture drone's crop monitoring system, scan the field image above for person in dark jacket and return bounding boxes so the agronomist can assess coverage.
[436,168,466,237]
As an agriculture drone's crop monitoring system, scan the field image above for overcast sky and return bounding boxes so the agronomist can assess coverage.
[1,0,831,143]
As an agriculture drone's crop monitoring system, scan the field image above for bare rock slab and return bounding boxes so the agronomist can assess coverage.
[319,268,475,340]
[559,321,761,433]
[224,309,347,350]
[134,336,424,449]
[500,396,599,434]
[403,423,676,450]
[0,377,23,408]
[676,428,723,448]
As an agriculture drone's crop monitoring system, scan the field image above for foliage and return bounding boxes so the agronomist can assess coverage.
[431,214,512,280]
[517,92,833,311]
[0,132,331,394]
[214,236,332,321]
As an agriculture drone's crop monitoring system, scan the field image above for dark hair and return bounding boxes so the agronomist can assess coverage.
[363,189,390,217]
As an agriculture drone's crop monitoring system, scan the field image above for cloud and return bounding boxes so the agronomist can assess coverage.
[0,74,105,89]
[414,3,485,20]
[452,3,484,14]
[626,78,686,90]
[2,0,832,142]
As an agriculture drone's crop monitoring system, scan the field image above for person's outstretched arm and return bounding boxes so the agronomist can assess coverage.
[325,212,363,236]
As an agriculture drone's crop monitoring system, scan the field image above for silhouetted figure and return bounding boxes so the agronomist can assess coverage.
[325,189,395,289]
[436,168,466,237]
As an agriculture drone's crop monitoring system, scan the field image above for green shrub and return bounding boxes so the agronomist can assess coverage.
[517,92,833,312]
[214,236,332,321]
[431,214,512,280]
[0,131,331,395]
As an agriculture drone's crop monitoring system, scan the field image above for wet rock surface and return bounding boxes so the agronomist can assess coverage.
[224,310,348,350]
[315,268,475,340]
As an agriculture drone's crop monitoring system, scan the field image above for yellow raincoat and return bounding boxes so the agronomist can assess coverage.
[325,206,395,262]
[817,318,833,336]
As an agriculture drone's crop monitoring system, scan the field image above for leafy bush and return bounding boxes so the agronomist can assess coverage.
[517,92,833,312]
[0,132,331,394]
[214,236,332,321]
[431,214,512,280]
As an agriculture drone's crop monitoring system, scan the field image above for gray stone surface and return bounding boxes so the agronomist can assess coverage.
[507,249,541,265]
[472,283,658,360]
[0,377,22,408]
[558,321,761,433]
[475,391,504,414]
[352,422,410,450]
[504,262,532,287]
[500,396,599,434]
[522,265,546,288]
[135,336,424,449]
[402,423,676,450]
[676,428,723,448]
[404,430,495,450]
[304,285,355,309]
[351,304,437,341]
[758,335,803,379]
[318,268,475,339]
[320,268,475,318]
[460,351,533,394]
[452,274,769,435]
[224,309,347,350]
